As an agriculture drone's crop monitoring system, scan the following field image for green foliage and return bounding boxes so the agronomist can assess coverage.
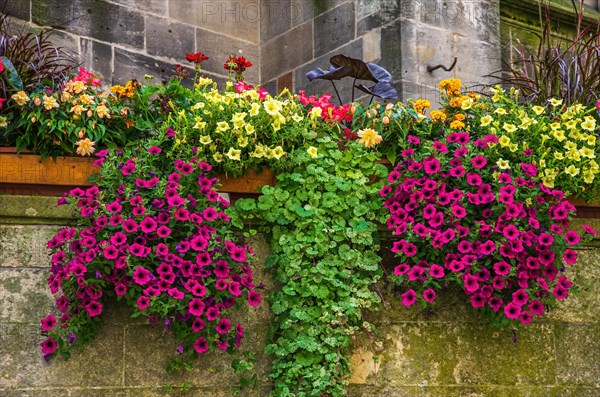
[235,136,387,396]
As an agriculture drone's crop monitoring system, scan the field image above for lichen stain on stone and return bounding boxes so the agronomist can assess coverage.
[25,208,38,217]
[348,347,376,384]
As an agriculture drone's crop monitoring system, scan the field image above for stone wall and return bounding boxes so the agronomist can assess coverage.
[1,194,599,396]
[0,0,502,101]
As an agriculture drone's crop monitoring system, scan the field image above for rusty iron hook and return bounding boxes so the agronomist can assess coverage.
[427,57,458,73]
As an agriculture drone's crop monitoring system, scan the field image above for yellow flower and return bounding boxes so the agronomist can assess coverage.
[238,136,248,147]
[564,141,577,151]
[430,109,446,122]
[11,91,30,106]
[564,120,577,130]
[79,94,95,106]
[0,116,7,128]
[502,123,517,133]
[496,158,510,169]
[460,97,474,110]
[480,115,493,127]
[581,116,596,132]
[587,135,596,146]
[216,121,230,132]
[191,102,205,111]
[541,176,555,188]
[75,138,95,156]
[272,146,285,160]
[413,99,431,114]
[566,149,581,161]
[498,135,511,147]
[541,134,550,145]
[263,99,282,116]
[245,124,255,135]
[554,152,564,160]
[292,113,304,122]
[60,91,72,103]
[199,135,212,145]
[552,129,566,142]
[438,78,462,95]
[494,107,507,115]
[449,120,465,130]
[271,118,281,132]
[307,146,318,158]
[549,98,563,107]
[580,147,595,159]
[589,160,599,170]
[96,105,110,119]
[248,102,260,116]
[231,112,247,123]
[565,165,580,176]
[357,128,383,148]
[197,77,213,88]
[550,122,561,130]
[213,153,223,162]
[532,105,545,115]
[43,95,59,110]
[250,145,266,158]
[508,143,518,152]
[584,171,595,184]
[309,107,322,120]
[225,147,241,161]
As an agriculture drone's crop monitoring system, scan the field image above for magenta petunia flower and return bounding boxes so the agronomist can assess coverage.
[85,300,103,317]
[488,297,503,312]
[216,317,232,335]
[156,226,171,238]
[423,157,441,175]
[470,293,486,308]
[40,314,56,331]
[503,302,521,319]
[133,266,151,285]
[188,298,206,316]
[429,264,445,278]
[519,310,532,324]
[463,274,480,294]
[563,249,577,265]
[471,155,487,169]
[148,146,162,155]
[528,300,545,316]
[247,290,261,307]
[553,285,568,300]
[140,216,157,233]
[137,295,150,310]
[564,230,581,245]
[511,289,529,306]
[401,289,416,306]
[194,337,209,353]
[40,337,58,355]
[422,288,436,303]
[582,224,598,235]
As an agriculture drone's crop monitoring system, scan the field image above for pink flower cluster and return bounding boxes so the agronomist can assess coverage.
[297,91,353,123]
[41,142,261,358]
[381,130,595,325]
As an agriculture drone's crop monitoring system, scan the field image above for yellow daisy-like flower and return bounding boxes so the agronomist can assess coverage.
[438,78,462,95]
[581,116,596,132]
[502,123,517,133]
[199,135,212,145]
[75,138,95,156]
[11,91,30,106]
[496,158,510,169]
[357,128,383,148]
[564,165,580,176]
[291,113,304,123]
[231,112,247,123]
[213,153,224,162]
[554,152,564,160]
[508,143,518,152]
[191,102,205,111]
[566,149,581,161]
[587,135,596,146]
[245,124,255,135]
[549,98,563,107]
[564,141,577,151]
[0,116,7,128]
[498,135,511,147]
[550,122,562,130]
[564,119,577,130]
[250,145,266,158]
[532,106,545,115]
[225,147,241,161]
[429,109,446,122]
[216,121,230,132]
[480,115,493,127]
[197,77,214,88]
[307,146,318,158]
[494,107,507,115]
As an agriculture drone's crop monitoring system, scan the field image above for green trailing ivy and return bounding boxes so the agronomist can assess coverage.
[235,136,387,396]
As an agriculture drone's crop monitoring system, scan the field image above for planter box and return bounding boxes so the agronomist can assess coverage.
[0,149,275,196]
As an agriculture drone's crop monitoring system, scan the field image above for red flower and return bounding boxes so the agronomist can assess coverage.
[185,51,209,64]
[224,55,252,72]
[596,99,600,111]
[0,58,4,73]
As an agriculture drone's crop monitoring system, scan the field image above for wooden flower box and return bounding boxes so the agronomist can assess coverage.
[0,149,275,197]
